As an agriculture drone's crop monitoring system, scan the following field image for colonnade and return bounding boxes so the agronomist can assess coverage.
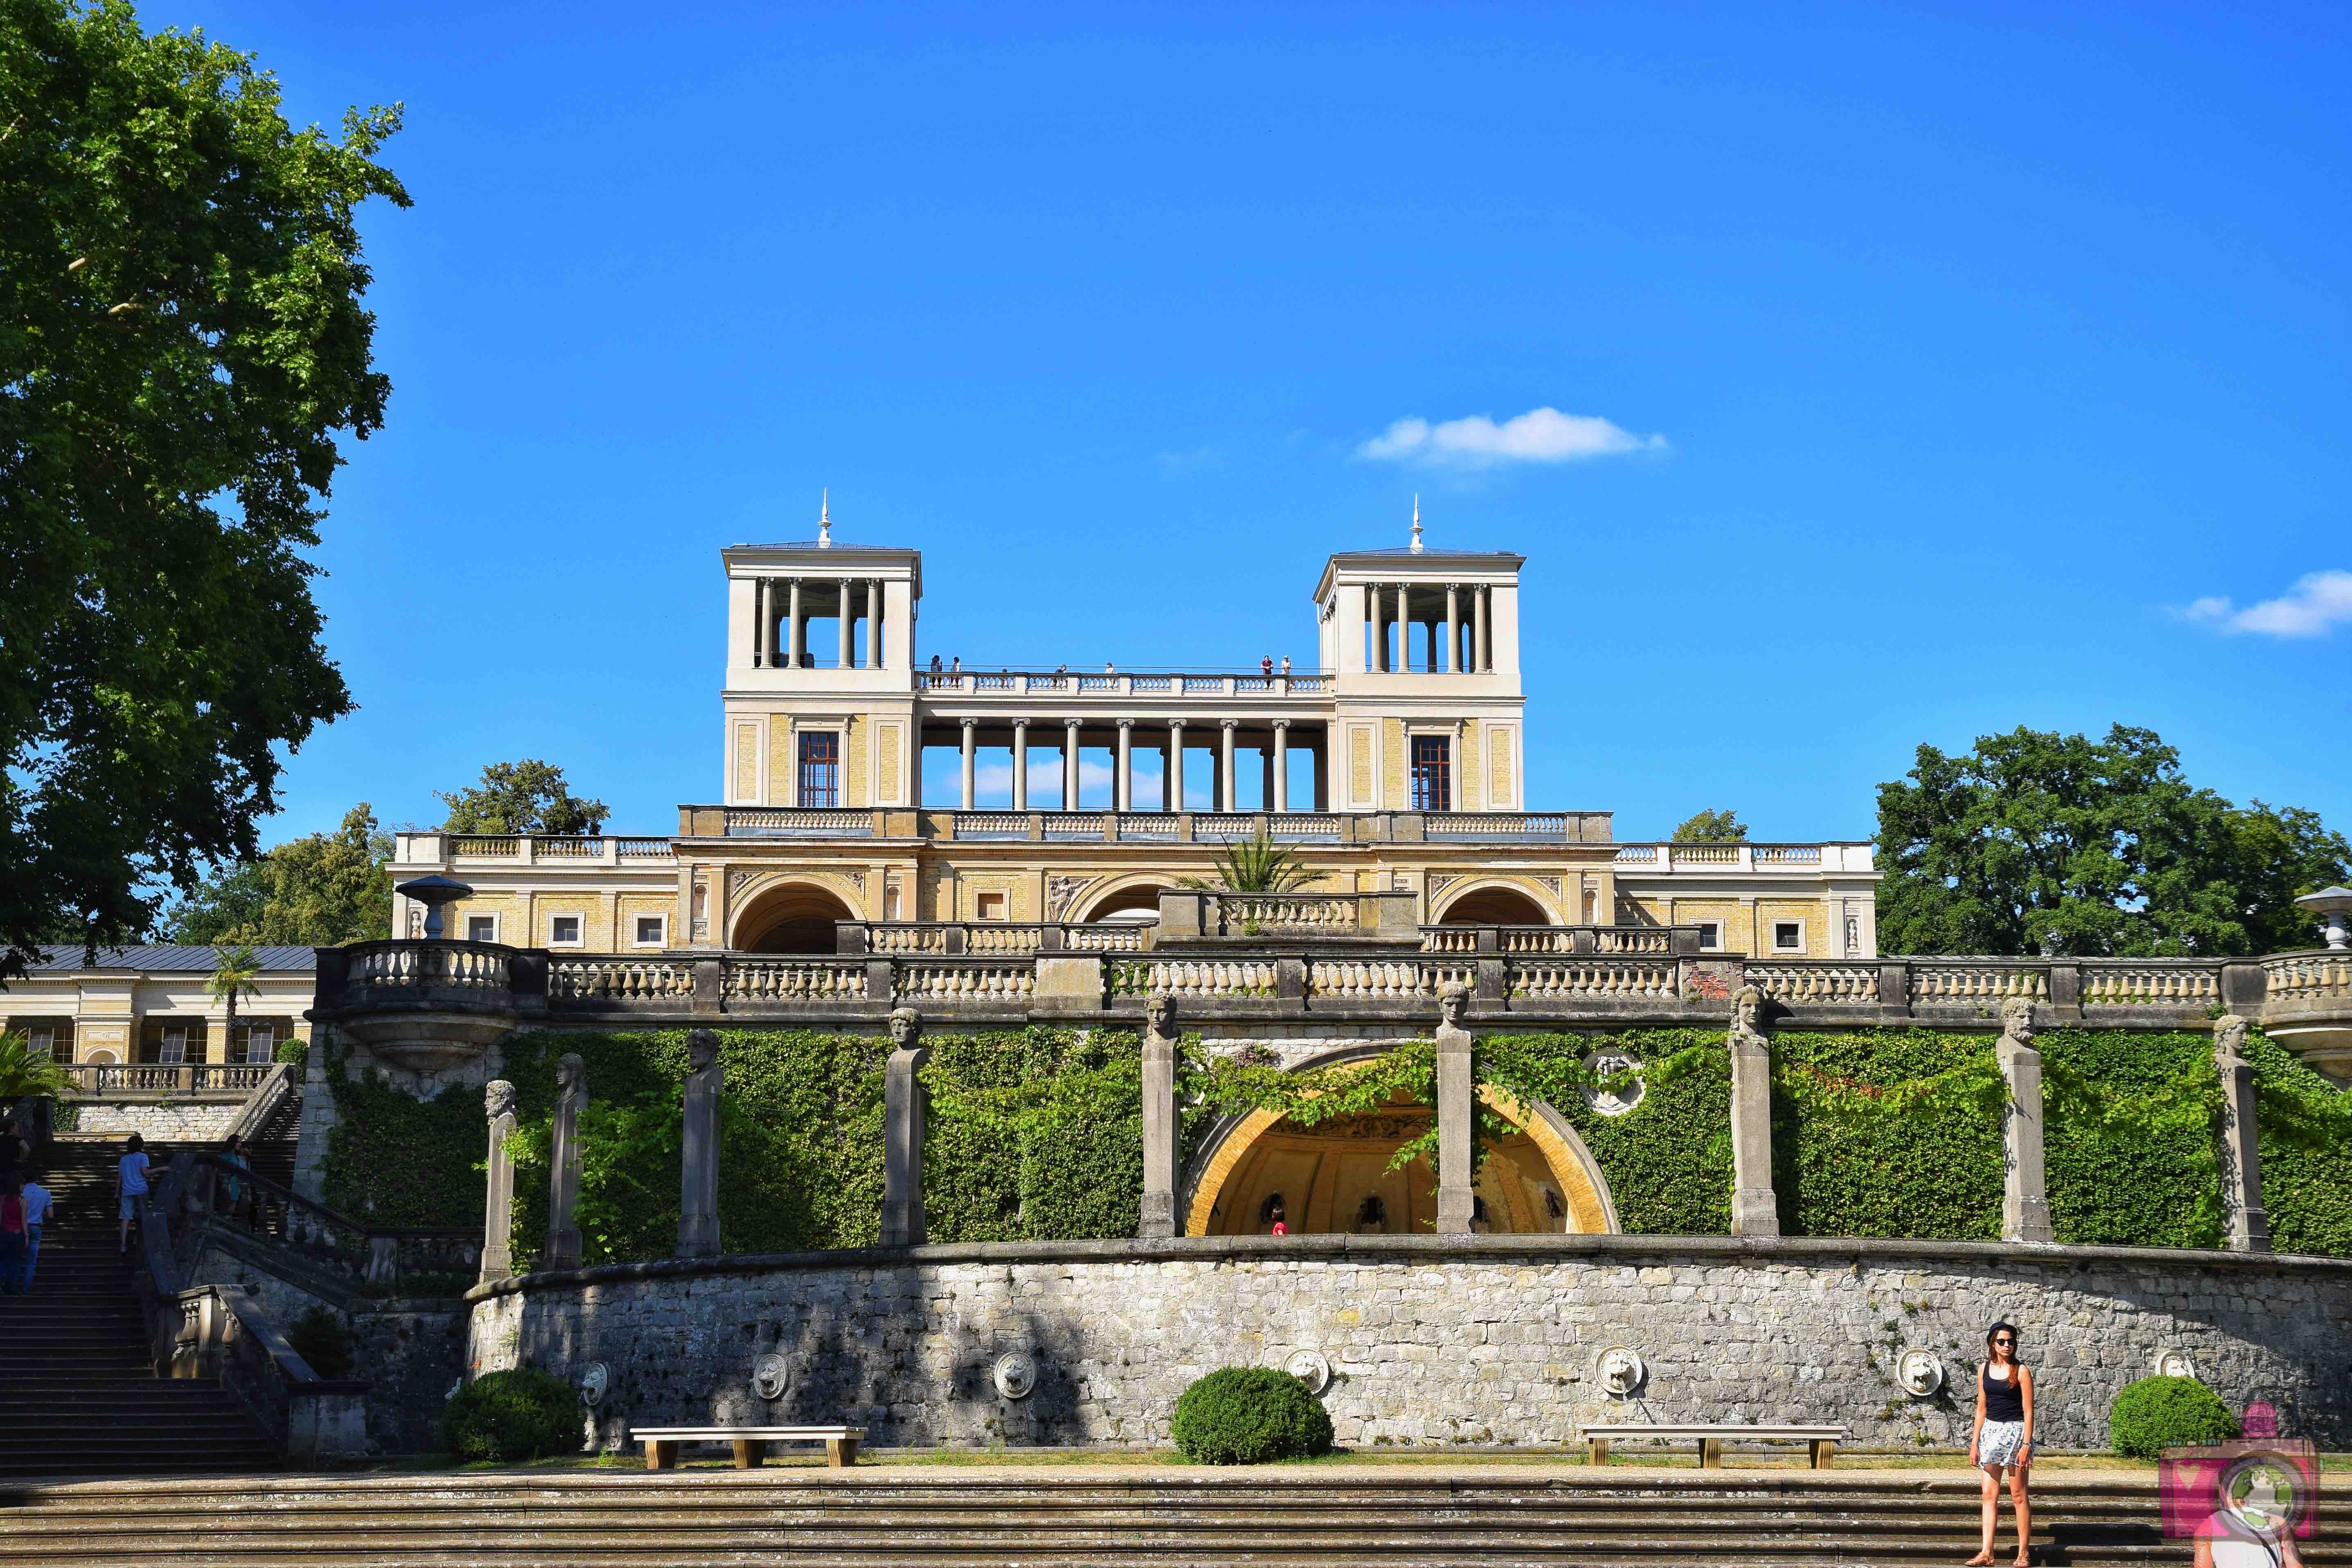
[942,718,1326,812]
[1367,582,1493,674]
[751,576,888,669]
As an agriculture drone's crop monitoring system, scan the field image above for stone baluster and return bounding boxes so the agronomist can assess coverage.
[1218,720,1237,812]
[1435,983,1475,1234]
[1996,999,2053,1244]
[1116,720,1133,812]
[679,1029,722,1258]
[479,1080,518,1282]
[1272,721,1290,812]
[1445,584,1460,673]
[960,719,977,811]
[1727,988,1780,1236]
[1139,996,1180,1239]
[880,1009,929,1246]
[1011,720,1029,811]
[1167,720,1186,811]
[837,578,853,669]
[2214,1013,2271,1252]
[546,1054,586,1271]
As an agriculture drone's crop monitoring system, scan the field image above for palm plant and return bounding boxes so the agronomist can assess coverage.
[0,1031,73,1101]
[1182,826,1318,895]
[207,944,263,1062]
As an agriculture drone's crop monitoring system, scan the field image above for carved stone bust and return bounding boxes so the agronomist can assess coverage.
[888,1007,923,1050]
[1729,986,1768,1051]
[2214,1013,2249,1061]
[1146,994,1177,1041]
[484,1078,517,1121]
[556,1053,585,1103]
[1436,980,1471,1040]
[2000,996,2036,1049]
[686,1028,721,1074]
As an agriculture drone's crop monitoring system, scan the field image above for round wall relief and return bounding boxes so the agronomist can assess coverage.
[752,1352,791,1401]
[1284,1349,1333,1395]
[1595,1346,1646,1397]
[1580,1047,1646,1117]
[993,1350,1038,1401]
[1896,1350,1943,1397]
[2153,1349,2198,1382]
[579,1362,611,1407]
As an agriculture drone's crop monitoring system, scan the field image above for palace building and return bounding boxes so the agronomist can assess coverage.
[386,522,1880,962]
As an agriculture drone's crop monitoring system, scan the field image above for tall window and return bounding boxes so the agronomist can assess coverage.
[243,1024,276,1065]
[799,731,841,807]
[1410,735,1452,810]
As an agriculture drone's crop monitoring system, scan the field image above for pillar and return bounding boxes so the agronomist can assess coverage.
[2215,1015,2271,1252]
[1425,619,1439,672]
[1394,584,1410,670]
[1727,989,1780,1236]
[1063,720,1081,809]
[1476,584,1491,672]
[545,1055,586,1271]
[479,1081,517,1282]
[1139,997,1179,1239]
[1116,720,1133,812]
[1434,986,1475,1234]
[1167,720,1186,810]
[1218,721,1237,812]
[865,578,884,668]
[752,579,768,668]
[786,578,805,668]
[1272,721,1290,812]
[679,1030,722,1258]
[1997,1000,2053,1244]
[1011,720,1029,810]
[960,719,976,810]
[1369,583,1386,673]
[1445,584,1460,672]
[1259,742,1274,813]
[836,579,853,669]
[880,1010,929,1246]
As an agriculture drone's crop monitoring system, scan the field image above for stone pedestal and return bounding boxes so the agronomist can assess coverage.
[546,1054,586,1271]
[479,1080,517,1282]
[1997,1000,2054,1244]
[678,1030,722,1260]
[1727,988,1779,1236]
[1434,984,1476,1235]
[2214,1015,2271,1253]
[881,1008,930,1247]
[1139,998,1180,1239]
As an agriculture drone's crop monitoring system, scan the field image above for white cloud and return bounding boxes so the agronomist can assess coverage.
[1358,406,1666,467]
[2180,570,2352,638]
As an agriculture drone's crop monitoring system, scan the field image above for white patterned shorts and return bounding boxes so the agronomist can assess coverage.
[1978,1421,2030,1468]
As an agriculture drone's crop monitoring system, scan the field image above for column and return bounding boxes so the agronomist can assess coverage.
[1368,583,1385,673]
[880,1012,929,1246]
[836,578,853,669]
[1259,742,1274,813]
[866,578,884,668]
[1218,720,1237,813]
[1394,584,1410,670]
[960,719,977,810]
[1476,584,1491,672]
[787,578,805,668]
[1997,1001,2054,1244]
[546,1054,585,1272]
[1728,992,1779,1236]
[478,1081,517,1282]
[1272,721,1290,812]
[1063,720,1081,809]
[2214,1015,2271,1252]
[1011,720,1029,810]
[1445,584,1460,673]
[1312,729,1328,812]
[1434,989,1475,1234]
[679,1031,722,1258]
[1167,720,1186,810]
[1425,619,1439,672]
[1139,998,1180,1239]
[752,579,768,668]
[1116,720,1134,812]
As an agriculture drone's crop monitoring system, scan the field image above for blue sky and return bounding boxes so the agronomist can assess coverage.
[191,0,2349,845]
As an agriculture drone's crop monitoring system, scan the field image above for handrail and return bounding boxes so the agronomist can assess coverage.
[221,1061,299,1146]
[178,1152,478,1298]
[57,1061,281,1097]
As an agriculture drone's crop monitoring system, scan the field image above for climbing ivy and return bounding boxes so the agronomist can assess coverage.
[1769,1031,2003,1241]
[2243,1032,2352,1256]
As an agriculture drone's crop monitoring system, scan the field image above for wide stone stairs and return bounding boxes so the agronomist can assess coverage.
[0,1141,280,1478]
[0,1467,2336,1565]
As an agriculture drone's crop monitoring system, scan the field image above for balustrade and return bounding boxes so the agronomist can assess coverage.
[345,940,511,993]
[1062,923,1148,952]
[1114,813,1179,842]
[1266,813,1341,841]
[1747,963,1880,1005]
[1508,959,1677,1001]
[1216,893,1357,935]
[1425,812,1570,841]
[61,1062,277,1096]
[2264,951,2352,1000]
[548,957,695,1002]
[898,961,1037,1002]
[724,959,870,1002]
[1306,959,1427,999]
[723,808,874,838]
[1042,812,1105,840]
[2075,962,2221,1006]
[1911,964,2050,1004]
[952,812,1030,840]
[1115,957,1279,999]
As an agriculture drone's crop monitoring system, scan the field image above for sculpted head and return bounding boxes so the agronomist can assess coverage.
[2214,1013,2248,1059]
[1146,994,1177,1036]
[1437,980,1470,1028]
[2000,996,2035,1045]
[887,1008,922,1049]
[1731,985,1764,1034]
[556,1053,584,1093]
[484,1079,517,1121]
[686,1029,720,1072]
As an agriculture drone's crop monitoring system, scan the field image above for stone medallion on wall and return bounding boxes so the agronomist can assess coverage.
[2153,1349,2198,1381]
[753,1353,792,1401]
[1283,1349,1333,1396]
[993,1351,1037,1401]
[1896,1350,1944,1397]
[1595,1347,1646,1397]
[1580,1047,1646,1117]
[579,1362,611,1407]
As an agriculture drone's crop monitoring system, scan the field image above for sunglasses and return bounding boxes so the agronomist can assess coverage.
[1992,1337,2016,1345]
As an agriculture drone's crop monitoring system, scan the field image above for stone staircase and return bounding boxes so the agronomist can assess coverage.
[0,1141,279,1478]
[0,1468,2336,1565]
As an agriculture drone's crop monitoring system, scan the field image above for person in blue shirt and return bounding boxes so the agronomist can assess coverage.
[117,1133,150,1252]
[17,1174,50,1292]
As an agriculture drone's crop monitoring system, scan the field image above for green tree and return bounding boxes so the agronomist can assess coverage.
[1672,809,1747,842]
[205,942,260,1051]
[1875,725,2350,957]
[0,0,407,977]
[436,760,609,837]
[162,805,393,945]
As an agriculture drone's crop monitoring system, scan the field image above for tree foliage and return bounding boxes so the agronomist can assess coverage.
[1672,808,1747,842]
[1875,725,2349,957]
[161,804,391,945]
[0,0,407,975]
[437,760,609,837]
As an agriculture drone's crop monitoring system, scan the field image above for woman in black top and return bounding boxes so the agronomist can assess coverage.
[1966,1321,2035,1566]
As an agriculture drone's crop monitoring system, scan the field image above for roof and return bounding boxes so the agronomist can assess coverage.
[23,944,317,975]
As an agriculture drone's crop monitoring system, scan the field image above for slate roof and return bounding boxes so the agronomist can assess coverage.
[23,944,317,974]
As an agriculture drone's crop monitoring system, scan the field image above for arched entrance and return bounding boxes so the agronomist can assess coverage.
[1080,883,1170,923]
[1437,884,1551,925]
[1183,1078,1616,1237]
[733,881,858,953]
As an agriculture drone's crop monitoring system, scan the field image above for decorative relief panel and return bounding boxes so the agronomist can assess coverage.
[1349,726,1373,809]
[1489,727,1513,808]
[877,722,903,807]
[733,722,760,804]
[1046,875,1091,922]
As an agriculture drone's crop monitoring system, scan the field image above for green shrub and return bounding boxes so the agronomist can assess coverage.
[1170,1367,1335,1464]
[286,1306,354,1379]
[442,1367,582,1461]
[2109,1376,2238,1458]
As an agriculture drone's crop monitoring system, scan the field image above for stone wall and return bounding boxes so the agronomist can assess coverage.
[465,1234,2352,1454]
[71,1102,242,1141]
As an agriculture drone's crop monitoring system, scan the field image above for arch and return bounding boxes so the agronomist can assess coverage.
[1077,877,1172,924]
[731,880,859,953]
[1435,882,1553,926]
[1179,1047,1617,1237]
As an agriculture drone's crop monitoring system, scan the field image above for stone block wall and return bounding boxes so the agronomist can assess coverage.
[71,1102,242,1142]
[465,1234,2352,1454]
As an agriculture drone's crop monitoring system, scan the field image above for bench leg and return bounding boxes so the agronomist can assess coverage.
[1811,1439,1836,1471]
[645,1439,678,1472]
[1585,1437,1608,1467]
[826,1436,856,1468]
[1699,1437,1721,1469]
[733,1438,764,1470]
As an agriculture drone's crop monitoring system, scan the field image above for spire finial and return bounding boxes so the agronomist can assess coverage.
[817,488,832,548]
[1409,494,1423,553]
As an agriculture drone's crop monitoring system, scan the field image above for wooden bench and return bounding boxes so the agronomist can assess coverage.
[631,1425,865,1470]
[1581,1423,1845,1469]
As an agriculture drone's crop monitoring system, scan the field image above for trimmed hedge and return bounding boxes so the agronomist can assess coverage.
[2041,1030,2221,1250]
[1771,1030,2001,1241]
[1170,1367,1335,1464]
[2109,1375,2238,1458]
[443,1368,581,1461]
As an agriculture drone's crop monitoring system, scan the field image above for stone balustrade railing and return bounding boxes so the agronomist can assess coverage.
[1610,841,1871,872]
[57,1061,280,1100]
[639,808,1624,844]
[913,668,1334,698]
